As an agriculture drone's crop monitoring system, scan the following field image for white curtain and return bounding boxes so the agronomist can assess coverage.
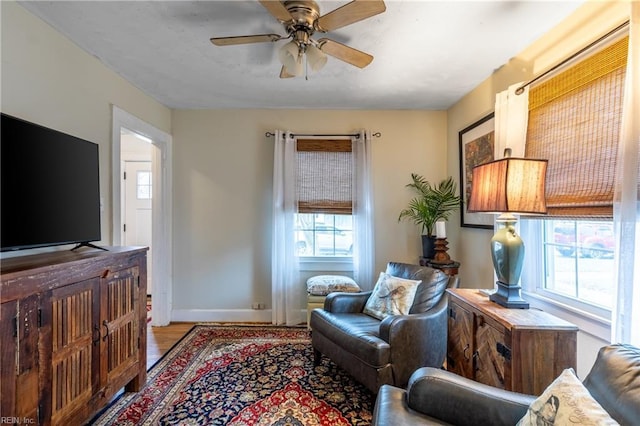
[612,3,640,346]
[352,130,375,290]
[494,82,529,158]
[271,130,303,326]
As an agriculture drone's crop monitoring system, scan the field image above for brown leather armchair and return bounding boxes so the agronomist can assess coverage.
[372,343,640,425]
[310,262,458,393]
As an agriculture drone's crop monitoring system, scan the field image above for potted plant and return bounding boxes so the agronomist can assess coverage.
[398,174,461,259]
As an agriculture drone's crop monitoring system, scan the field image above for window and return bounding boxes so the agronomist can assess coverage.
[521,34,628,321]
[272,130,373,324]
[523,218,613,321]
[295,138,353,259]
[136,171,152,199]
[294,213,353,257]
[540,219,614,309]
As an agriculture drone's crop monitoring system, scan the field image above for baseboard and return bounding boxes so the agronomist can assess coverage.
[171,308,273,323]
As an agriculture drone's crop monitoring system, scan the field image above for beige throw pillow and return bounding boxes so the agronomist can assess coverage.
[306,275,360,296]
[517,368,619,426]
[363,272,421,320]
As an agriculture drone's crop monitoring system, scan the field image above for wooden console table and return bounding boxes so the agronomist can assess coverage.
[446,288,577,395]
[1,247,148,425]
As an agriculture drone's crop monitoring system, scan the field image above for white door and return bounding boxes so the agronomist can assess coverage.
[124,161,153,294]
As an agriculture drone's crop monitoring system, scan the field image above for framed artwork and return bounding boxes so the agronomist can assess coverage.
[458,113,495,229]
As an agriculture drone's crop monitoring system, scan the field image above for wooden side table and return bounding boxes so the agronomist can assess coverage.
[420,257,460,276]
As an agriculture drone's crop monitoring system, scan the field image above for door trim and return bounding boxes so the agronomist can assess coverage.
[112,105,172,326]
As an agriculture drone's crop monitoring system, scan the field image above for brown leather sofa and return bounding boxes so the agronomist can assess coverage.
[372,343,640,425]
[310,262,459,393]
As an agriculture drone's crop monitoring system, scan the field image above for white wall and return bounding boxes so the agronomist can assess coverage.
[0,1,171,249]
[170,109,448,320]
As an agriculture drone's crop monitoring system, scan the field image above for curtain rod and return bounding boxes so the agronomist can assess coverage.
[265,132,382,138]
[515,20,629,95]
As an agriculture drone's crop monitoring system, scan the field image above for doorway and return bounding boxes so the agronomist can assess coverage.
[112,106,172,326]
[121,134,153,292]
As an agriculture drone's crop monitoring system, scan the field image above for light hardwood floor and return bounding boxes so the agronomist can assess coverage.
[144,311,279,369]
[146,322,195,369]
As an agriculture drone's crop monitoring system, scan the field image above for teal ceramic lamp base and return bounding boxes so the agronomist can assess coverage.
[490,282,529,309]
[489,213,529,309]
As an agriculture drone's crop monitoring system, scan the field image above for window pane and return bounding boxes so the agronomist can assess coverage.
[542,220,614,308]
[295,213,353,257]
[137,171,152,199]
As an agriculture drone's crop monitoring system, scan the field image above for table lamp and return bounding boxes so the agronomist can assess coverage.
[467,152,547,308]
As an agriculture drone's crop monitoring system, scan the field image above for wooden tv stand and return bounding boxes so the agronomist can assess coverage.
[1,246,148,425]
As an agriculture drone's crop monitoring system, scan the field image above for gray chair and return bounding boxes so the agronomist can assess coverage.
[310,262,458,393]
[372,343,640,425]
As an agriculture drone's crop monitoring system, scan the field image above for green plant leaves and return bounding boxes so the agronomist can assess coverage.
[398,174,461,236]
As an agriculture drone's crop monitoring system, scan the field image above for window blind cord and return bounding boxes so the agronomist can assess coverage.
[515,20,629,95]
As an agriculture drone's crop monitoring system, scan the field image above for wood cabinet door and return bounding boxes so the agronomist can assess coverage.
[99,266,140,393]
[447,301,474,378]
[1,296,40,423]
[473,316,507,389]
[45,278,100,426]
[0,300,18,418]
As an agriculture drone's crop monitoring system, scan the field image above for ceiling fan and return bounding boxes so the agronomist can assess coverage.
[210,0,386,78]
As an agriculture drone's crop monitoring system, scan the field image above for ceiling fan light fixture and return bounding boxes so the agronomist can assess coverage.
[278,41,303,76]
[285,61,304,76]
[306,44,327,72]
[211,0,387,78]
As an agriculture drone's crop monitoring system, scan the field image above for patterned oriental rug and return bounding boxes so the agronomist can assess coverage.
[91,325,374,425]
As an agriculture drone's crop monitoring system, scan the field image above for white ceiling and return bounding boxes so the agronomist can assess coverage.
[19,1,584,110]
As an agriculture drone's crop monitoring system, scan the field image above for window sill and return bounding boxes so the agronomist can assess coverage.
[522,291,611,341]
[298,256,353,272]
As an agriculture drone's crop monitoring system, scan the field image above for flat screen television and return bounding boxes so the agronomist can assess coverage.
[1,113,102,252]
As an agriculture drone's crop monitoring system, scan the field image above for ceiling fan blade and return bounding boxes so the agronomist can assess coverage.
[280,66,295,78]
[210,34,283,46]
[316,0,386,32]
[259,0,293,22]
[318,38,373,68]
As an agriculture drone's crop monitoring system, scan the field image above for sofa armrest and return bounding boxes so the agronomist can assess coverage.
[378,295,448,386]
[406,367,535,426]
[323,291,372,313]
[372,384,445,426]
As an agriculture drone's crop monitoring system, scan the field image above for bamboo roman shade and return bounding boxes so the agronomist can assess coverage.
[525,36,628,218]
[296,139,352,214]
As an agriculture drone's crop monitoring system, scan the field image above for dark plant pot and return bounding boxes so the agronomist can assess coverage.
[421,235,436,259]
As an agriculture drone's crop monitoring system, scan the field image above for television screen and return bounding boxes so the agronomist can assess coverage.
[1,113,101,251]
